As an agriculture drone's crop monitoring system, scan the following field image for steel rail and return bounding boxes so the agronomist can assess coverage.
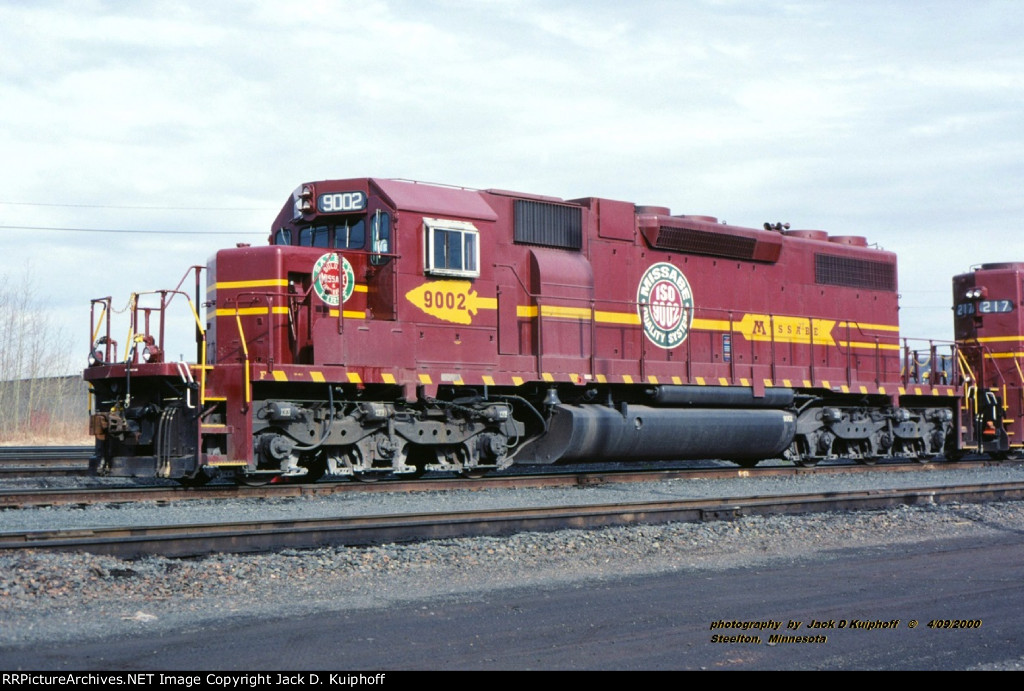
[0,446,92,459]
[0,446,92,478]
[0,447,91,479]
[1,481,1023,559]
[0,467,88,479]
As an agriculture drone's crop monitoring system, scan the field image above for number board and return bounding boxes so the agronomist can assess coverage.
[317,191,367,214]
[955,300,1014,317]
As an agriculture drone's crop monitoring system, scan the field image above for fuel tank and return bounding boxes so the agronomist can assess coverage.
[645,385,794,408]
[516,404,796,464]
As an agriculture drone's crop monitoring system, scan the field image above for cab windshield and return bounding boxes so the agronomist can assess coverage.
[273,216,366,249]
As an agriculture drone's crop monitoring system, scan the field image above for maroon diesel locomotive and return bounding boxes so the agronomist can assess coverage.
[953,262,1024,458]
[84,177,1011,483]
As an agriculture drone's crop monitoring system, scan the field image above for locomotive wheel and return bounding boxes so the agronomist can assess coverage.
[459,468,489,479]
[404,446,432,479]
[178,470,211,488]
[299,455,328,483]
[855,456,879,466]
[236,471,279,487]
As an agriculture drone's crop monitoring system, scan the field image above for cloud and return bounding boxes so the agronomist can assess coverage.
[1,0,1023,367]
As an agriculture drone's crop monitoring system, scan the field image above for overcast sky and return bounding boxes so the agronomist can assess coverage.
[2,0,1023,368]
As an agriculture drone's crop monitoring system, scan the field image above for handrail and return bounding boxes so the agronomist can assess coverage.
[234,309,251,410]
[88,290,206,368]
[135,290,205,362]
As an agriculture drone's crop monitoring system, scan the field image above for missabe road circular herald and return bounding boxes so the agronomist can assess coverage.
[313,252,355,306]
[636,262,694,349]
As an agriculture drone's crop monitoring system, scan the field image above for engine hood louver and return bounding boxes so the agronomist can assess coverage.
[638,215,783,263]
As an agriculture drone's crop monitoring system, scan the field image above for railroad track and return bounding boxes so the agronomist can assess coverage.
[2,481,1023,559]
[0,445,92,460]
[0,445,92,478]
[0,459,1008,508]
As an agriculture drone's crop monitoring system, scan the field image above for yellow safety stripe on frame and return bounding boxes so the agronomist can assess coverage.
[241,371,960,392]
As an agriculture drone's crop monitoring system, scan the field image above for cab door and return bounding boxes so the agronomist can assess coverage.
[365,203,397,321]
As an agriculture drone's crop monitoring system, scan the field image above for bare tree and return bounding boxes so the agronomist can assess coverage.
[0,270,85,444]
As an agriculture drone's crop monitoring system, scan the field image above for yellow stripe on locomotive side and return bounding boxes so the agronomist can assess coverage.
[690,318,732,331]
[487,304,904,357]
[211,279,369,294]
[594,310,641,325]
[327,309,367,319]
[541,305,592,320]
[837,321,901,332]
[210,278,290,292]
[516,306,641,323]
[838,341,902,351]
[215,306,290,317]
[964,335,1024,343]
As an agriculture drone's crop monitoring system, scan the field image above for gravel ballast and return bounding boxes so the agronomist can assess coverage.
[1,465,1024,668]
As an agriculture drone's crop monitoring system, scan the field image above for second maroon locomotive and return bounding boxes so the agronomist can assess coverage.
[86,177,1006,483]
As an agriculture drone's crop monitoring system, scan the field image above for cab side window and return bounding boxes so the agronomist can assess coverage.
[424,218,480,278]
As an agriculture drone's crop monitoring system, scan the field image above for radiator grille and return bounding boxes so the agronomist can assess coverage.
[815,254,896,291]
[514,200,582,250]
[652,226,758,260]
